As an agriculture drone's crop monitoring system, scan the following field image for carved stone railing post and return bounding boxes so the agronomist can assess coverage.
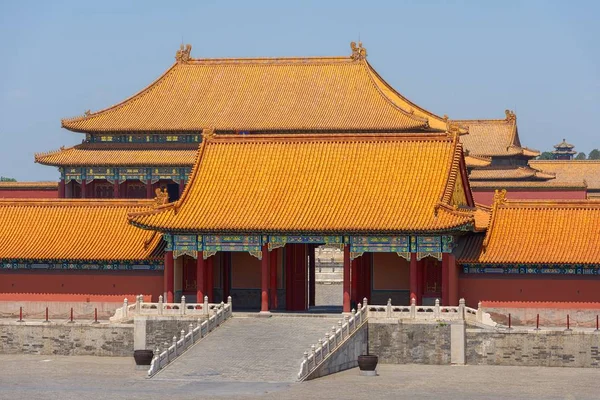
[434,299,440,318]
[410,297,416,319]
[136,294,142,313]
[324,332,330,355]
[386,298,392,318]
[344,315,350,337]
[331,326,337,347]
[181,295,186,315]
[476,301,482,323]
[459,298,465,320]
[204,296,209,315]
[123,298,128,319]
[158,295,164,315]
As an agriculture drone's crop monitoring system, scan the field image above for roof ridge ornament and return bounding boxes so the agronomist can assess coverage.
[446,120,468,136]
[350,41,367,60]
[153,188,169,207]
[202,127,216,141]
[505,109,516,122]
[493,189,507,207]
[176,44,192,64]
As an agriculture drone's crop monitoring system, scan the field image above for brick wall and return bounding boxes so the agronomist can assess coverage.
[0,321,133,356]
[466,330,600,367]
[368,321,451,364]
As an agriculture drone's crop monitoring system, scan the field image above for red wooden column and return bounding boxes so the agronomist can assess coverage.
[308,245,316,307]
[362,254,372,304]
[410,253,418,303]
[447,253,458,306]
[261,244,270,313]
[58,179,66,198]
[206,256,214,302]
[81,180,87,199]
[351,256,358,307]
[196,252,205,302]
[146,180,153,198]
[442,253,450,306]
[343,244,351,313]
[113,181,120,199]
[164,251,174,303]
[223,253,231,301]
[270,248,278,310]
[285,246,293,311]
[416,259,424,306]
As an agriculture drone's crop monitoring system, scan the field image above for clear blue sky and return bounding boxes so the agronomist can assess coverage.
[1,0,598,181]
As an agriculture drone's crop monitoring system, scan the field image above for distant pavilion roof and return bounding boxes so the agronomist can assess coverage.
[0,199,163,262]
[61,43,439,134]
[454,110,539,158]
[129,131,477,234]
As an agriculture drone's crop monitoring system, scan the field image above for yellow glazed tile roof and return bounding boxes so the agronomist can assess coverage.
[35,145,197,167]
[464,155,491,168]
[129,132,476,234]
[469,180,587,189]
[0,181,58,189]
[460,192,600,264]
[0,199,162,261]
[455,111,539,158]
[61,44,429,133]
[469,166,555,181]
[529,160,600,190]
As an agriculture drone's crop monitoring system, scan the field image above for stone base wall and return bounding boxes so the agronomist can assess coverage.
[368,320,451,364]
[306,321,368,380]
[0,321,133,356]
[141,316,207,351]
[466,329,600,367]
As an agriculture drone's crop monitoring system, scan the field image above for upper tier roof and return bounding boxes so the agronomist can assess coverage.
[468,166,555,181]
[61,43,434,133]
[454,110,539,158]
[458,192,600,264]
[0,199,163,261]
[129,131,476,234]
[35,143,197,167]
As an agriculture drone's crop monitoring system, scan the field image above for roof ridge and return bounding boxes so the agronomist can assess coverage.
[0,198,154,207]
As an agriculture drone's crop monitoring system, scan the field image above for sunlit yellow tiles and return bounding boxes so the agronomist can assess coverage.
[130,133,475,233]
[474,200,600,264]
[0,199,162,261]
[35,147,197,166]
[61,56,428,133]
[529,161,600,191]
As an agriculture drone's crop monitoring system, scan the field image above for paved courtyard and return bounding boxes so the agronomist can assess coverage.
[0,354,597,400]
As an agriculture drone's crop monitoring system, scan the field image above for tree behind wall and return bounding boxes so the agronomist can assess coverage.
[589,149,600,160]
[575,152,587,160]
[537,152,554,160]
[0,176,17,182]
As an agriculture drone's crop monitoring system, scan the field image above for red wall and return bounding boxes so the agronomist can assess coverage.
[472,189,586,206]
[0,270,163,302]
[0,189,58,199]
[459,274,600,308]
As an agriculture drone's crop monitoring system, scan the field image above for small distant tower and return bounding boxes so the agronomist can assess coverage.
[552,139,576,160]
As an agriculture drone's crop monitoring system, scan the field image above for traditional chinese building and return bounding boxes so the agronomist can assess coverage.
[552,139,577,160]
[128,130,482,311]
[0,199,164,302]
[457,191,600,305]
[3,43,599,311]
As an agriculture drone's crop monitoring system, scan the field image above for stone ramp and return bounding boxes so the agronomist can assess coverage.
[153,315,339,383]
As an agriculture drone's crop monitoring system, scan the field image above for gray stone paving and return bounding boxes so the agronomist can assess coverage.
[154,315,339,383]
[314,281,342,307]
[1,354,599,399]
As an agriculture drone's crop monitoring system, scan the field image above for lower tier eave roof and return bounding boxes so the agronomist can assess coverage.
[129,221,476,237]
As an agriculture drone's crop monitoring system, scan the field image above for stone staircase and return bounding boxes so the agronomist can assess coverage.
[152,314,339,383]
